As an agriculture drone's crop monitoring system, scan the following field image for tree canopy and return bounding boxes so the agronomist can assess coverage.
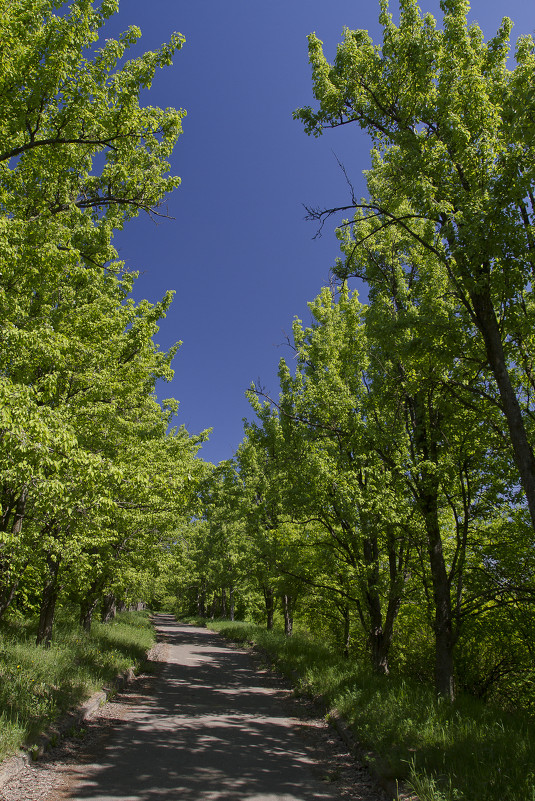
[0,0,207,644]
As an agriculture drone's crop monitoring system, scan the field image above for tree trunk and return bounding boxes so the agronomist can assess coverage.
[0,581,20,620]
[221,587,227,618]
[80,597,98,631]
[363,533,391,675]
[196,580,206,617]
[36,555,61,647]
[411,392,456,700]
[282,594,293,636]
[421,487,455,700]
[0,486,29,619]
[101,593,117,623]
[342,604,351,658]
[471,284,535,529]
[263,586,274,630]
[229,585,235,621]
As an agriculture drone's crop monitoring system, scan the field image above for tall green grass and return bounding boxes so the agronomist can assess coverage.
[203,620,535,801]
[0,609,155,762]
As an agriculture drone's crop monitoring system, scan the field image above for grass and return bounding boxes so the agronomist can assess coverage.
[192,618,535,801]
[0,609,155,762]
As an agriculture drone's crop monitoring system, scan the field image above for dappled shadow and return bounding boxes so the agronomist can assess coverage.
[67,617,338,800]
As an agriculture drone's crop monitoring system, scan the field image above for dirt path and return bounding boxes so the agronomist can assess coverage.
[1,616,388,801]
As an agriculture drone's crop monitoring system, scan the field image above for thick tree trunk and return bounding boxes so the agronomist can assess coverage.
[471,285,535,529]
[36,555,61,647]
[282,594,293,636]
[80,597,98,631]
[101,593,117,623]
[263,586,274,630]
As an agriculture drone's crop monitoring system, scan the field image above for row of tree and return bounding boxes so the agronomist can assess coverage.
[0,1,208,644]
[171,0,535,705]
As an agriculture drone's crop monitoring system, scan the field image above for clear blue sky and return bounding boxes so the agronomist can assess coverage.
[102,0,534,465]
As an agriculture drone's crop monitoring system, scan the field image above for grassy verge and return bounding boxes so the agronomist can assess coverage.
[0,609,155,762]
[192,619,535,801]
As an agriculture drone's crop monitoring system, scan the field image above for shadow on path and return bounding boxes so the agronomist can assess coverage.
[66,615,340,801]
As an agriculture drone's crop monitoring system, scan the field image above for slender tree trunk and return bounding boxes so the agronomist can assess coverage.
[471,284,535,529]
[411,392,456,700]
[362,534,390,675]
[0,486,29,618]
[342,604,351,658]
[229,585,235,621]
[36,555,61,647]
[0,581,20,620]
[282,594,293,636]
[420,487,455,700]
[0,558,30,620]
[221,587,227,618]
[263,586,274,630]
[80,578,104,631]
[197,580,206,617]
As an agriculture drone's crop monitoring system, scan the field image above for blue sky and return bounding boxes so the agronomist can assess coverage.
[102,0,534,465]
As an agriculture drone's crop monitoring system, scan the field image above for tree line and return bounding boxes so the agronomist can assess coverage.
[171,0,535,705]
[0,0,208,645]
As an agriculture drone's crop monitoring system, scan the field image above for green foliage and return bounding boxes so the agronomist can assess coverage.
[210,619,535,801]
[0,0,208,636]
[0,609,154,760]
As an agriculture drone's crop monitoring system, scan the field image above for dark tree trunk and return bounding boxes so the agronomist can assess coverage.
[80,597,98,631]
[419,483,455,700]
[221,587,227,618]
[363,533,390,675]
[342,604,351,658]
[196,581,206,617]
[0,581,20,620]
[0,486,29,619]
[470,284,535,530]
[410,392,456,700]
[282,594,294,636]
[229,586,235,621]
[263,586,274,630]
[80,578,104,631]
[101,593,117,623]
[36,555,61,648]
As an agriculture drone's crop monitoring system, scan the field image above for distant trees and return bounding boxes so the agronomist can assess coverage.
[0,0,207,643]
